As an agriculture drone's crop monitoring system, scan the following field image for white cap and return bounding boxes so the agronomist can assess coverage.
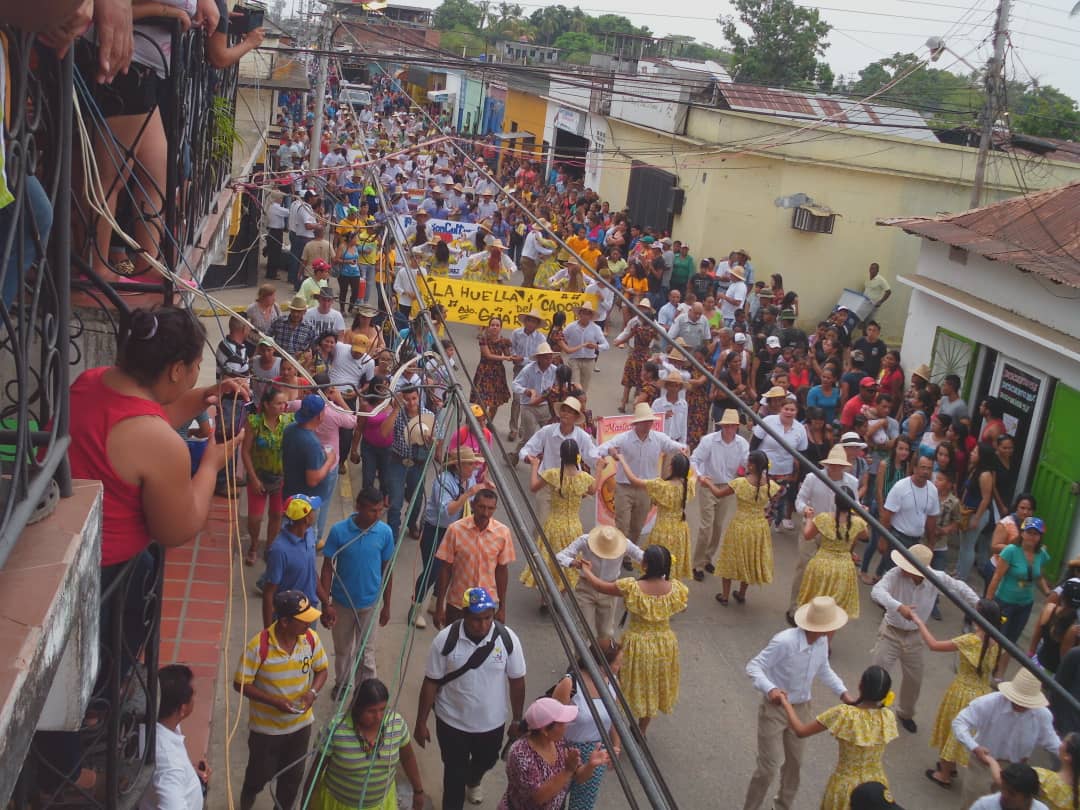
[766,336,781,348]
[733,333,747,344]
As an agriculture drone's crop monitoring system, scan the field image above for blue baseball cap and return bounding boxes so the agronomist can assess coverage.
[295,394,325,424]
[284,494,323,521]
[1022,516,1046,534]
[462,586,498,613]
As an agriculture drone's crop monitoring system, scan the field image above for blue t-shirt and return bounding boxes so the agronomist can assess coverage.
[265,525,319,606]
[321,517,395,609]
[806,385,842,425]
[282,423,330,501]
[997,543,1051,606]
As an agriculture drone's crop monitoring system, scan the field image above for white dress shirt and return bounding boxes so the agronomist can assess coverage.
[721,280,748,320]
[522,230,554,262]
[598,429,687,484]
[970,797,1049,810]
[139,723,203,810]
[512,361,557,405]
[585,281,616,322]
[556,533,645,582]
[751,415,808,477]
[667,313,711,350]
[951,692,1060,762]
[690,431,749,483]
[795,471,861,515]
[267,202,290,230]
[871,566,978,630]
[562,321,609,360]
[510,327,547,362]
[883,476,941,537]
[746,628,847,705]
[519,423,600,471]
[287,200,315,237]
[651,395,688,444]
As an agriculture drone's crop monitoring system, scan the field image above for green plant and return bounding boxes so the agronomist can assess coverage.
[210,96,243,167]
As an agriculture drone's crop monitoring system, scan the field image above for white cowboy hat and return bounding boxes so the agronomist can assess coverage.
[586,525,629,560]
[487,238,507,250]
[822,445,852,467]
[407,413,435,446]
[532,342,558,358]
[997,668,1049,709]
[794,596,849,633]
[729,265,747,281]
[660,370,687,387]
[717,408,741,426]
[763,385,788,399]
[636,298,655,311]
[559,396,586,424]
[629,403,658,424]
[517,308,548,327]
[890,543,934,576]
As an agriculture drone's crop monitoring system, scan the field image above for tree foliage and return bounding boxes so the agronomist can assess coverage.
[847,52,979,127]
[433,0,484,32]
[1009,84,1080,140]
[721,0,831,88]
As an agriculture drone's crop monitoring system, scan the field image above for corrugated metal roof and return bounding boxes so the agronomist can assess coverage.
[716,83,939,142]
[880,181,1080,288]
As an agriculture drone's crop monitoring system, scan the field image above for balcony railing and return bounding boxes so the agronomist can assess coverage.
[0,30,74,567]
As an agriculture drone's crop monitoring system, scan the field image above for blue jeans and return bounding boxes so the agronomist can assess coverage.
[361,443,406,540]
[414,521,447,602]
[956,510,990,582]
[316,467,338,541]
[1,175,53,308]
[995,597,1034,645]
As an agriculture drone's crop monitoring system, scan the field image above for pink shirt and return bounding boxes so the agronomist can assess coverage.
[286,400,357,456]
[363,409,395,449]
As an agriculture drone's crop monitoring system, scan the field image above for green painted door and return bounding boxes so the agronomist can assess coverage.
[1030,383,1080,580]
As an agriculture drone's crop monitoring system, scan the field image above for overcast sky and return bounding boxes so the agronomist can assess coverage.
[398,0,1080,102]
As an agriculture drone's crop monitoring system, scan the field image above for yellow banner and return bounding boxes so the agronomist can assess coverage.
[418,276,600,327]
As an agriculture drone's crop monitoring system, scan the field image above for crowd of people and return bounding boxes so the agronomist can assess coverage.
[49,61,1079,810]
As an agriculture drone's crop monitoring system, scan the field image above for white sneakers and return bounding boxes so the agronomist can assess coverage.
[414,612,427,629]
[781,518,795,531]
[465,783,484,804]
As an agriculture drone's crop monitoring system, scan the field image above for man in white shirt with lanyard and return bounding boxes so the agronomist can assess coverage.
[414,586,526,810]
[511,342,558,454]
[691,409,749,581]
[598,403,688,556]
[561,301,608,394]
[743,597,853,810]
[880,454,940,569]
[871,543,978,733]
[507,309,548,443]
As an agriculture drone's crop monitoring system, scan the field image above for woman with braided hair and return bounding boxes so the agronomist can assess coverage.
[715,450,779,606]
[797,485,869,618]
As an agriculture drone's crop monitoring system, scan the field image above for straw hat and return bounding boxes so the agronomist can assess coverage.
[413,209,430,218]
[912,363,932,382]
[822,445,852,467]
[729,265,747,281]
[487,238,507,250]
[890,543,934,576]
[288,295,308,312]
[717,408,741,426]
[629,403,658,424]
[407,413,436,446]
[558,396,586,424]
[517,308,547,327]
[793,596,849,633]
[478,219,493,233]
[661,369,687,387]
[763,385,788,399]
[449,446,480,466]
[586,525,629,560]
[532,342,558,358]
[637,298,655,311]
[998,668,1050,709]
[351,303,379,318]
[576,300,595,313]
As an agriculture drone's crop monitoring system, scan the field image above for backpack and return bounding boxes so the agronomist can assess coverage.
[258,627,315,665]
[434,619,514,687]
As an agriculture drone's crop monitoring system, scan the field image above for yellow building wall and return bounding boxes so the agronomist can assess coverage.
[597,113,1080,341]
[503,89,547,159]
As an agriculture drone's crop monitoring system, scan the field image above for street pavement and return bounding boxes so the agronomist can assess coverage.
[204,281,1052,809]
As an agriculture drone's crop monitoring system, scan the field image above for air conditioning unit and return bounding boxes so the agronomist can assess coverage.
[792,205,836,234]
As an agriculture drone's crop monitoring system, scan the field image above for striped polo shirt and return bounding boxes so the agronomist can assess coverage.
[319,712,410,808]
[234,624,328,735]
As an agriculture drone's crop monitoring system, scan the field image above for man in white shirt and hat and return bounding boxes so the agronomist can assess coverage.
[719,265,748,328]
[785,445,861,624]
[691,409,749,581]
[651,369,689,444]
[562,301,609,394]
[520,221,554,288]
[952,667,1061,808]
[510,342,559,455]
[598,403,688,555]
[743,596,853,810]
[507,309,548,443]
[557,526,645,637]
[519,397,599,522]
[871,543,979,733]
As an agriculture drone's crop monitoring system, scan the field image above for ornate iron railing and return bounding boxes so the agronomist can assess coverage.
[0,31,74,565]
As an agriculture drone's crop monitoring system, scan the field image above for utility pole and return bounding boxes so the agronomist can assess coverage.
[970,0,1011,208]
[308,5,332,175]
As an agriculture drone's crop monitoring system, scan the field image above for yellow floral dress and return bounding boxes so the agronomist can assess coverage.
[616,577,689,720]
[1034,768,1076,810]
[521,468,594,591]
[532,239,561,288]
[716,478,780,585]
[816,704,898,810]
[463,251,512,284]
[930,633,1000,765]
[797,513,867,618]
[644,478,695,581]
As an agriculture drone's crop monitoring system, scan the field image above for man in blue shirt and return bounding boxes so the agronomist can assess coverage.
[282,395,336,528]
[319,488,396,701]
[263,494,328,627]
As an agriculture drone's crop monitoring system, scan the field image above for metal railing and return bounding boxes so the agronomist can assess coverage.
[0,30,74,566]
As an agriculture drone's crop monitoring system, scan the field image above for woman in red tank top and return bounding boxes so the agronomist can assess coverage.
[69,307,248,568]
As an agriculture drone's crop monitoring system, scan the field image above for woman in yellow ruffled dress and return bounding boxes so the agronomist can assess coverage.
[609,450,694,581]
[579,546,688,734]
[715,450,779,606]
[521,439,596,595]
[797,488,868,618]
[914,599,1003,789]
[463,239,516,283]
[532,236,562,289]
[779,665,899,810]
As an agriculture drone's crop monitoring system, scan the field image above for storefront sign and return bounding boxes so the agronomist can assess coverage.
[418,276,599,326]
[998,362,1042,436]
[554,107,584,136]
[594,414,664,532]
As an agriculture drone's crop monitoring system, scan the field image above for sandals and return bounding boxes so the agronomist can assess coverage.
[244,548,258,567]
[733,591,746,604]
[925,769,952,789]
[715,593,729,606]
